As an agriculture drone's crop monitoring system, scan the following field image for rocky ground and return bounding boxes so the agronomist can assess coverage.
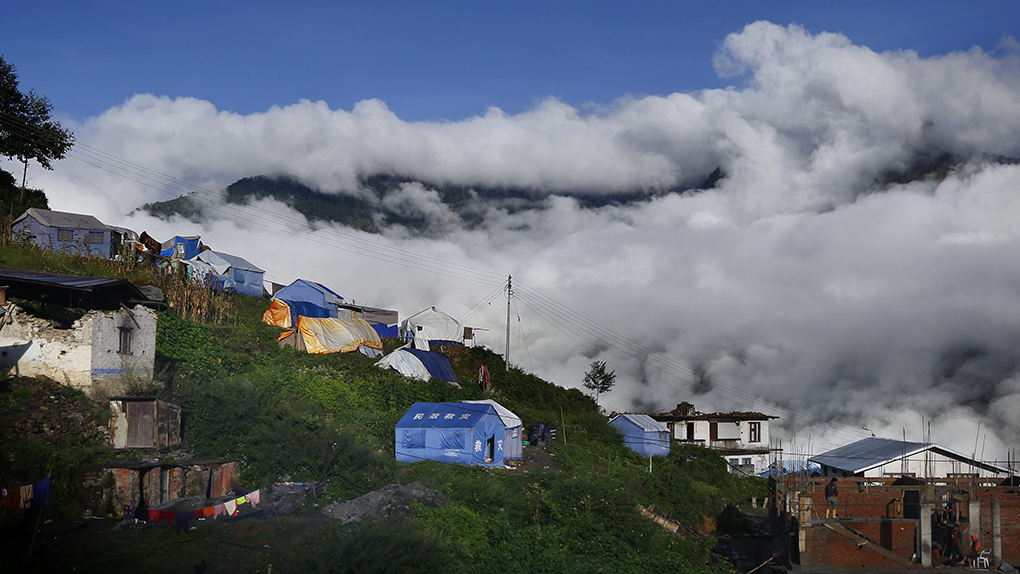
[0,375,108,446]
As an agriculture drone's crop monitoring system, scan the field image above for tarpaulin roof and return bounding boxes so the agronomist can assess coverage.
[14,208,108,230]
[160,236,203,260]
[291,316,383,354]
[192,250,264,273]
[376,348,461,386]
[0,267,157,310]
[262,298,334,329]
[461,399,522,429]
[405,348,459,384]
[401,306,462,350]
[274,279,343,319]
[611,413,668,433]
[609,414,671,458]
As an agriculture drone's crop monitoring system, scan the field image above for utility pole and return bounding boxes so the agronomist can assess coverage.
[505,275,512,371]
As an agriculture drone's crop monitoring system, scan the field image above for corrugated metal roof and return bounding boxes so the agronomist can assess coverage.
[15,208,108,230]
[0,267,156,310]
[611,413,669,433]
[809,437,930,473]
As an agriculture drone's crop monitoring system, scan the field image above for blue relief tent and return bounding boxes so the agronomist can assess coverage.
[461,399,523,461]
[274,279,344,320]
[395,402,508,467]
[609,414,671,458]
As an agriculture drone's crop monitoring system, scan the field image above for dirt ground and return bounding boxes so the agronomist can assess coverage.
[510,444,560,473]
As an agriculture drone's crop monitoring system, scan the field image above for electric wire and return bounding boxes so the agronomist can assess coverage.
[0,110,931,456]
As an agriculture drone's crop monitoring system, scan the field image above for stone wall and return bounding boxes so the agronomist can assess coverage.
[0,305,157,399]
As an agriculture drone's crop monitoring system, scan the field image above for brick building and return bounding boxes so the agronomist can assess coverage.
[775,473,1020,569]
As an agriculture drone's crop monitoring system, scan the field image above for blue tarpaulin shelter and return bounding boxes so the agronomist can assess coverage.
[609,414,671,458]
[160,236,202,260]
[376,348,460,386]
[191,250,265,297]
[274,279,343,319]
[405,349,459,384]
[395,402,508,467]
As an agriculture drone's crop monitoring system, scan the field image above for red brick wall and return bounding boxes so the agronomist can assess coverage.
[809,521,917,568]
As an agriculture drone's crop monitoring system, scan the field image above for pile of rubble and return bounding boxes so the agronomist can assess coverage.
[0,376,108,445]
[321,481,448,524]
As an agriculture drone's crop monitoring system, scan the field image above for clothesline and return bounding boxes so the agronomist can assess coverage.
[123,489,262,533]
[1,476,51,513]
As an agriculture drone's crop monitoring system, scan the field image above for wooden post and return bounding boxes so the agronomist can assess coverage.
[28,473,49,557]
[560,407,566,446]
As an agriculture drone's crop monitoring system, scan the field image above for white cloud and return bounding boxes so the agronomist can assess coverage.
[14,21,1020,462]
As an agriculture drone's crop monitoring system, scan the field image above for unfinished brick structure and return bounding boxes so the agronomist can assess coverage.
[77,461,239,516]
[775,474,1020,569]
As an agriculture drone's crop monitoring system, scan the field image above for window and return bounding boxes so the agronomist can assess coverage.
[89,231,104,244]
[742,458,752,466]
[118,327,133,354]
[749,421,761,443]
[57,229,73,242]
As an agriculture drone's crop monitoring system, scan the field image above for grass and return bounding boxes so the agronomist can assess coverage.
[0,244,768,572]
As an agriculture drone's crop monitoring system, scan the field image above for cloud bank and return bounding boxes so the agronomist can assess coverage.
[19,22,1020,459]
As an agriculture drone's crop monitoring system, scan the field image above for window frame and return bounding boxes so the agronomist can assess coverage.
[749,421,762,443]
[118,327,133,354]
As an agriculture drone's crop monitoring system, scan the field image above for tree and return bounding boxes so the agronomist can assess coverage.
[0,55,74,190]
[583,360,616,408]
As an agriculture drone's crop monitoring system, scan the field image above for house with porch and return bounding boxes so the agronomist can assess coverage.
[649,402,777,475]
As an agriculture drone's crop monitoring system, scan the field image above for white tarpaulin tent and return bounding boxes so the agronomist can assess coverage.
[279,317,383,355]
[400,306,463,351]
[376,348,432,381]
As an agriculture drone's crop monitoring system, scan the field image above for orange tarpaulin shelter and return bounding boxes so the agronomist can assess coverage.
[278,316,383,354]
[262,298,292,328]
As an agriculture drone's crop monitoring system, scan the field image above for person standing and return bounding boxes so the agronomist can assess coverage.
[825,477,839,519]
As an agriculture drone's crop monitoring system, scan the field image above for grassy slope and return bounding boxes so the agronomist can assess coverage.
[0,245,766,573]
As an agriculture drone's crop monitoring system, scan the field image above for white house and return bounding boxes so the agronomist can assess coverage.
[0,304,158,399]
[650,402,777,475]
[809,437,1010,479]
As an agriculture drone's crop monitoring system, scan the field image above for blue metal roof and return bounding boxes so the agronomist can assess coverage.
[610,413,668,433]
[809,437,928,473]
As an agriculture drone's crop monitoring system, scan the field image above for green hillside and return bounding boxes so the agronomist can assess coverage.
[0,244,766,573]
[139,172,717,236]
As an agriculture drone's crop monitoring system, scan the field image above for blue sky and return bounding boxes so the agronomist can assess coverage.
[5,1,1019,122]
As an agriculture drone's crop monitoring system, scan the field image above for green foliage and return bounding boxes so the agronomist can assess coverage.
[0,434,114,517]
[0,55,75,183]
[274,519,458,574]
[582,360,616,407]
[0,247,764,573]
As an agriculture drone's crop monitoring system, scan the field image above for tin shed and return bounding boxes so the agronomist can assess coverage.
[609,413,671,458]
[109,397,181,449]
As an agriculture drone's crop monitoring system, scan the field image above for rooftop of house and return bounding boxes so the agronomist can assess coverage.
[15,208,108,231]
[648,402,778,422]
